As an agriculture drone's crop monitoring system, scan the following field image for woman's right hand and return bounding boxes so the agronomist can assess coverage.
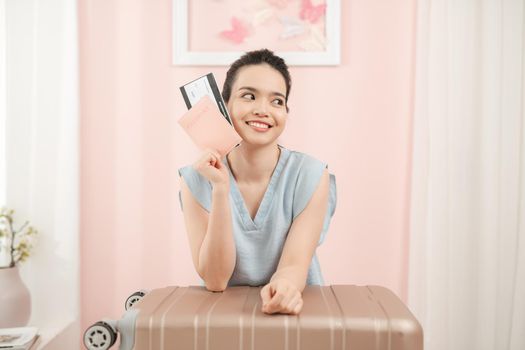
[192,149,230,187]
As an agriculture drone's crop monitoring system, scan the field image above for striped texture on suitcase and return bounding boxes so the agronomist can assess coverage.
[130,285,423,350]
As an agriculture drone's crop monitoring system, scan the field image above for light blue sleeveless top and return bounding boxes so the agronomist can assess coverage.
[178,145,337,286]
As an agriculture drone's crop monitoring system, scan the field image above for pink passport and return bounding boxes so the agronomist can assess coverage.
[178,95,242,157]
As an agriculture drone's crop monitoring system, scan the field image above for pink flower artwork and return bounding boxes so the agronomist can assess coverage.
[189,0,331,53]
[219,17,251,44]
[278,15,305,39]
[299,0,326,23]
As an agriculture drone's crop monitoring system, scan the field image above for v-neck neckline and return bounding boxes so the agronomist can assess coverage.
[224,145,289,232]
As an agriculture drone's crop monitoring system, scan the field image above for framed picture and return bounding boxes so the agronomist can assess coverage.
[172,0,341,66]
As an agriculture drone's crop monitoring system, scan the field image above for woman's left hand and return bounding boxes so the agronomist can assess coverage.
[260,278,303,315]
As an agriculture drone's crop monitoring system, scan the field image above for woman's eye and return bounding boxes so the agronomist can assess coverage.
[240,93,283,106]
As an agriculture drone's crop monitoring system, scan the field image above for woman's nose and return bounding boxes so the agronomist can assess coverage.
[253,109,267,116]
[253,101,268,116]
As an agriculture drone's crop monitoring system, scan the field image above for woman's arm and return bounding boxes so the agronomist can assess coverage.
[261,168,330,314]
[180,177,236,291]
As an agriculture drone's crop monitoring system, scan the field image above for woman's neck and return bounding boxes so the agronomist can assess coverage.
[227,143,281,184]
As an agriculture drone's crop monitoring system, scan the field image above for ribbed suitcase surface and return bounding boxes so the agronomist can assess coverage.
[130,285,423,350]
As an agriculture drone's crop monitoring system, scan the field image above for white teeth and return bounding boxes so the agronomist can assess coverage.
[247,121,270,129]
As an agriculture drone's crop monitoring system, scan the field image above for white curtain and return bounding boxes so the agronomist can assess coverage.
[3,0,79,338]
[408,0,525,349]
[0,0,5,206]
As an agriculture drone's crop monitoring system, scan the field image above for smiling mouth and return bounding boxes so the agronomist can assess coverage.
[246,121,273,129]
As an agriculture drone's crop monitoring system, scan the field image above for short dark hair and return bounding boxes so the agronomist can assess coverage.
[222,48,291,113]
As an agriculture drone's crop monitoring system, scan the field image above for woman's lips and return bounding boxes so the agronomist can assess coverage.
[246,121,272,132]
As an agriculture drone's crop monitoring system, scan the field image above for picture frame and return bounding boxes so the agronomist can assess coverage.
[172,0,341,66]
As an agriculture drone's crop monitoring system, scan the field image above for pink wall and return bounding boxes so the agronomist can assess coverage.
[79,0,416,330]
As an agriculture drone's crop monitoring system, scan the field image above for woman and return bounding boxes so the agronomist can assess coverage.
[178,48,336,315]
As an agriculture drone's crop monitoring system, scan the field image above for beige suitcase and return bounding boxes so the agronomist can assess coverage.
[83,285,423,350]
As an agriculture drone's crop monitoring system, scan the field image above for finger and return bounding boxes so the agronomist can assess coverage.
[214,157,225,169]
[284,294,301,314]
[262,284,279,313]
[199,149,219,162]
[279,290,298,312]
[260,285,273,309]
[205,149,221,161]
[292,298,303,315]
[261,284,274,313]
[194,151,216,169]
[210,152,224,169]
[212,150,222,160]
[266,284,287,311]
[207,152,218,164]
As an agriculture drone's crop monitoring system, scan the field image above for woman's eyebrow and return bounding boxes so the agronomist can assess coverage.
[238,86,285,99]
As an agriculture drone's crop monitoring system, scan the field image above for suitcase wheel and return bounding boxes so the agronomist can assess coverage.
[83,321,117,350]
[125,290,147,310]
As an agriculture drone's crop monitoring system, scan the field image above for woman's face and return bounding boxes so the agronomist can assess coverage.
[226,64,288,147]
